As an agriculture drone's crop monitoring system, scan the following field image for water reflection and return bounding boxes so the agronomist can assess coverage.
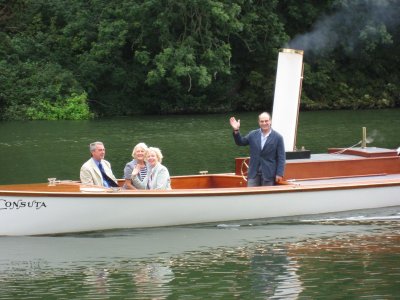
[83,268,111,296]
[271,257,303,299]
[287,227,400,298]
[1,215,399,299]
[133,261,174,299]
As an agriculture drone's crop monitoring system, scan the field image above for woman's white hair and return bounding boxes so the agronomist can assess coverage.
[147,147,163,163]
[132,142,148,159]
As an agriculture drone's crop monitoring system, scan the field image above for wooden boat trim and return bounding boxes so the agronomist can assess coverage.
[1,178,399,198]
[288,173,388,182]
[236,155,400,179]
[327,147,398,157]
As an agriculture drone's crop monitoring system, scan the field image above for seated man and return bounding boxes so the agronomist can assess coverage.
[80,141,119,187]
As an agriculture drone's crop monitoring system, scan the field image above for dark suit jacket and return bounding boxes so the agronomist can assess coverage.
[233,129,285,180]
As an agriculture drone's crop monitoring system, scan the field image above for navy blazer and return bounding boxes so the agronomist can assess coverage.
[233,129,285,180]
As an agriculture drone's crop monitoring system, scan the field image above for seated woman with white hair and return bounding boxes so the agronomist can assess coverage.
[131,147,171,190]
[123,142,150,189]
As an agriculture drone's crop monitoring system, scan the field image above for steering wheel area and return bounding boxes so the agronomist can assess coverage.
[240,158,250,182]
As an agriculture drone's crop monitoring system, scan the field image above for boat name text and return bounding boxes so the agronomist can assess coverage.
[0,199,47,210]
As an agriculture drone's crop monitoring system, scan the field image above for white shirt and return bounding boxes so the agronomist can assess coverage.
[260,129,272,149]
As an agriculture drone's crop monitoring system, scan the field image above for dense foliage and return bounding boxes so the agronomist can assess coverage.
[0,0,399,120]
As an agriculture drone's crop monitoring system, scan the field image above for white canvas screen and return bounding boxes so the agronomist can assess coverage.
[272,49,304,152]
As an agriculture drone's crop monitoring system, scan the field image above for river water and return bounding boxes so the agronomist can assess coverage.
[1,109,400,298]
[0,109,399,184]
[1,210,400,299]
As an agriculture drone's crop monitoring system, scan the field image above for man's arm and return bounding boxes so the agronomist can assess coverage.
[230,116,251,146]
[276,135,286,177]
[229,116,240,131]
[233,130,250,146]
[80,166,94,185]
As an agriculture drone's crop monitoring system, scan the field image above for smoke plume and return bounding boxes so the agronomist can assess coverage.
[286,0,399,54]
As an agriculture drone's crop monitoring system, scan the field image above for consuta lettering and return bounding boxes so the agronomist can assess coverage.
[0,199,47,210]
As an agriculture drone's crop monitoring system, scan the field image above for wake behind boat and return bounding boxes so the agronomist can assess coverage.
[1,147,399,236]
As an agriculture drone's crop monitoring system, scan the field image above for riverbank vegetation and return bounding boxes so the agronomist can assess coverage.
[1,0,399,120]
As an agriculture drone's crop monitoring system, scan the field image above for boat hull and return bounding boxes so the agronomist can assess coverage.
[1,183,399,236]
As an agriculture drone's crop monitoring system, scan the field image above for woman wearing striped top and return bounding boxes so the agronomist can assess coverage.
[123,142,150,189]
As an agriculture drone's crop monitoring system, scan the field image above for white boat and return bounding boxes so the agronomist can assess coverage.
[1,147,399,236]
[1,49,399,236]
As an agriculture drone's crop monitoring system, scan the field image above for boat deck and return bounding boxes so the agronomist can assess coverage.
[289,173,400,186]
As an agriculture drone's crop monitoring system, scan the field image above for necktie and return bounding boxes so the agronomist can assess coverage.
[98,162,118,187]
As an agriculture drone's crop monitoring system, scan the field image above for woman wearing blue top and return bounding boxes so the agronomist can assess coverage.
[123,142,150,189]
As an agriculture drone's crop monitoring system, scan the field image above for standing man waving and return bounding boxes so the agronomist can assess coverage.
[230,112,285,186]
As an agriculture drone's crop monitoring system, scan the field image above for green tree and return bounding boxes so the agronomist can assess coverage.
[1,0,399,120]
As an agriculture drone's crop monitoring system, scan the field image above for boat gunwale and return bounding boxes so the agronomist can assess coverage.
[1,178,399,198]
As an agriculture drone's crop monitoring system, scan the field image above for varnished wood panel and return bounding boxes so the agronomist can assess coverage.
[235,156,400,180]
